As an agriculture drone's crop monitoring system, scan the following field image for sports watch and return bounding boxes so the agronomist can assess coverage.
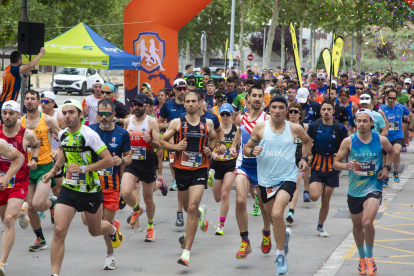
[383,165,391,171]
[80,165,86,173]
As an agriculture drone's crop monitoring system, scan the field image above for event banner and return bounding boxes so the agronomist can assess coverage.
[321,48,331,76]
[289,22,302,88]
[332,36,344,78]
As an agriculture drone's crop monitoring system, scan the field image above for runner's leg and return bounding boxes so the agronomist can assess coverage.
[181,185,205,250]
[84,205,114,236]
[213,179,223,203]
[103,207,116,255]
[255,186,270,231]
[0,198,24,263]
[393,143,402,172]
[309,181,323,202]
[218,172,235,218]
[362,198,381,247]
[26,184,41,232]
[121,173,139,208]
[31,180,53,212]
[235,175,250,233]
[318,185,334,226]
[142,181,156,222]
[52,177,62,197]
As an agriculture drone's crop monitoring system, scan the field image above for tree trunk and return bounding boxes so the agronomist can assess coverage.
[264,2,280,68]
[312,28,316,71]
[239,5,245,71]
[281,24,286,68]
[355,31,363,72]
[185,40,190,67]
[342,47,346,73]
[299,21,303,67]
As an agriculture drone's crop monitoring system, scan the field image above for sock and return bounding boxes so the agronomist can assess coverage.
[365,244,373,258]
[219,217,226,226]
[133,203,140,212]
[304,191,309,194]
[148,218,154,229]
[183,249,190,255]
[317,224,323,229]
[106,253,114,258]
[289,208,295,214]
[357,245,366,258]
[51,274,59,276]
[111,225,117,236]
[240,231,249,242]
[276,249,285,256]
[263,229,271,236]
[50,198,56,210]
[158,174,162,177]
[34,228,45,240]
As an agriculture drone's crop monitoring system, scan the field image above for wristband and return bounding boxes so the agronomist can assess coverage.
[220,141,226,146]
[250,148,256,157]
[53,164,61,172]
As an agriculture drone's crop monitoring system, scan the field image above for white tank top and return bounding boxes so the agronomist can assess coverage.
[83,94,102,124]
[127,115,157,164]
[51,111,60,151]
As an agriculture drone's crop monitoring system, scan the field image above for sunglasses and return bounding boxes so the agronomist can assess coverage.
[356,88,363,91]
[339,94,348,98]
[387,97,397,100]
[41,99,53,104]
[101,91,113,95]
[289,109,300,115]
[220,112,231,117]
[170,94,175,97]
[360,97,371,101]
[132,102,145,107]
[98,111,113,117]
[140,87,148,91]
[317,79,325,81]
[176,87,187,92]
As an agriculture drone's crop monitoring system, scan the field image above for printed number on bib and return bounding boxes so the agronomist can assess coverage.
[66,171,87,185]
[132,146,146,160]
[0,171,16,188]
[98,167,113,176]
[181,151,203,167]
[389,121,399,131]
[169,152,175,164]
[266,184,282,199]
[354,161,376,176]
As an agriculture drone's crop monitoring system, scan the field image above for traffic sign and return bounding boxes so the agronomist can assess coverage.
[247,54,254,61]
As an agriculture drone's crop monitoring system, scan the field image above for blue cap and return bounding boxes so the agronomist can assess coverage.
[220,103,233,114]
[102,83,115,92]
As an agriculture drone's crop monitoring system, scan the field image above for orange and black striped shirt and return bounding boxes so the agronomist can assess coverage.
[1,65,21,103]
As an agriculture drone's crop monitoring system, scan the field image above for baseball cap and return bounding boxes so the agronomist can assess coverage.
[404,78,412,84]
[332,80,338,86]
[265,87,274,94]
[1,100,20,112]
[402,89,408,94]
[141,82,151,90]
[93,78,104,86]
[220,103,233,114]
[359,93,371,104]
[133,93,151,105]
[173,78,187,87]
[62,99,83,111]
[317,73,325,79]
[355,108,375,121]
[309,83,318,91]
[102,83,115,92]
[40,91,58,108]
[206,80,215,86]
[296,88,309,103]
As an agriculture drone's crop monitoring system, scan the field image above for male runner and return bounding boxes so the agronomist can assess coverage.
[42,99,123,276]
[334,109,394,276]
[245,96,312,275]
[82,78,104,125]
[0,101,37,275]
[21,90,61,252]
[161,90,216,266]
[308,100,348,237]
[230,84,271,259]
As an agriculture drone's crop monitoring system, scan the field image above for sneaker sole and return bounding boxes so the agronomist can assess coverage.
[215,231,223,235]
[145,237,155,242]
[286,217,293,224]
[177,258,189,266]
[29,245,47,252]
[236,247,252,259]
[103,265,115,270]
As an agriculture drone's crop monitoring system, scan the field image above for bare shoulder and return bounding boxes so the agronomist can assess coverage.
[206,118,214,129]
[235,114,243,125]
[264,112,271,120]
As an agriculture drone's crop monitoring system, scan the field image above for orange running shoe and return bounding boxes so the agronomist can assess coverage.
[110,219,123,248]
[129,206,144,229]
[145,228,155,242]
[358,258,367,275]
[235,239,252,259]
[367,257,377,276]
[261,228,272,254]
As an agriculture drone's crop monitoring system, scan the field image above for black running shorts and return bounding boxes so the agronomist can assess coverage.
[174,168,208,191]
[57,186,103,214]
[259,181,297,204]
[347,191,382,215]
[210,160,236,180]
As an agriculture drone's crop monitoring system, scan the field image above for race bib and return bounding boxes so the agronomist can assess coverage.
[0,171,16,188]
[181,151,203,167]
[169,152,175,164]
[66,171,87,185]
[266,183,282,199]
[98,167,113,176]
[354,161,376,176]
[132,146,146,160]
[294,138,303,144]
[389,121,399,131]
[219,147,232,160]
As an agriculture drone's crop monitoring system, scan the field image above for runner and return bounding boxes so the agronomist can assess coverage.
[42,99,123,276]
[95,83,129,126]
[82,78,104,125]
[308,100,348,237]
[211,103,238,235]
[160,90,216,266]
[230,84,272,259]
[155,89,168,177]
[121,93,168,240]
[334,109,395,276]
[88,99,132,270]
[21,90,61,252]
[211,92,227,122]
[0,100,36,275]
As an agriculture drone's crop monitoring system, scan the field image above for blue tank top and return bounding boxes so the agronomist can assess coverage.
[348,133,383,197]
[257,120,298,187]
[344,101,353,125]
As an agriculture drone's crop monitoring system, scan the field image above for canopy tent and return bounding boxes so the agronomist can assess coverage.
[23,22,141,70]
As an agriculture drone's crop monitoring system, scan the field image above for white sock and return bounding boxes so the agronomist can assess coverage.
[276,249,285,257]
[111,225,117,235]
[106,253,114,257]
[52,274,59,276]
[183,249,191,254]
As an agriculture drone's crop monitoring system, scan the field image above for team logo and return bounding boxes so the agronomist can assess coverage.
[200,124,205,130]
[133,32,165,74]
[112,137,116,143]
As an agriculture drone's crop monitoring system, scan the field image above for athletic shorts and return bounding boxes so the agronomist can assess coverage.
[30,162,57,187]
[211,160,236,180]
[124,163,158,184]
[310,169,340,188]
[259,181,297,204]
[347,191,382,215]
[382,138,404,155]
[0,186,29,206]
[174,168,208,192]
[235,165,258,188]
[57,186,102,214]
[102,189,120,211]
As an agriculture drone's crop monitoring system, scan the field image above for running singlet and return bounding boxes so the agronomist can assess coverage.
[82,94,102,125]
[237,111,266,169]
[173,116,209,170]
[380,103,410,142]
[89,124,131,191]
[21,113,53,165]
[348,133,383,197]
[59,123,107,193]
[0,126,29,188]
[214,124,237,161]
[51,111,60,151]
[127,115,158,167]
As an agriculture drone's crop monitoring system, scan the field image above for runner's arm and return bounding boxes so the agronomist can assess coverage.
[26,129,40,160]
[85,149,114,172]
[207,119,217,149]
[292,123,312,158]
[333,137,352,171]
[0,140,24,188]
[380,136,394,165]
[45,115,62,136]
[57,113,66,129]
[378,109,389,130]
[148,117,161,150]
[379,126,388,137]
[19,47,46,73]
[160,118,180,151]
[158,116,167,130]
[243,122,265,157]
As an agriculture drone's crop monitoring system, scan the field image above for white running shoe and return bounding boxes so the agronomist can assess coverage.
[103,255,115,270]
[0,262,5,276]
[317,227,330,237]
[19,202,30,229]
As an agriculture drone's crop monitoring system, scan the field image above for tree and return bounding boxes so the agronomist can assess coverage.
[376,42,397,72]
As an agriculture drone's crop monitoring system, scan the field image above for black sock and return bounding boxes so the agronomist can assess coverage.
[34,228,45,240]
[263,229,271,236]
[240,231,249,242]
[317,224,323,229]
[133,204,140,212]
[50,198,56,210]
[289,208,295,214]
[304,191,309,194]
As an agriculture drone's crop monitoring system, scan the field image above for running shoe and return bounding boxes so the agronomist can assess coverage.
[19,202,30,229]
[275,254,288,275]
[285,211,294,224]
[176,212,184,227]
[261,228,272,254]
[284,228,292,256]
[158,177,168,196]
[303,192,311,202]
[215,224,224,235]
[50,196,57,225]
[126,212,133,224]
[110,220,123,248]
[29,238,47,252]
[207,170,215,187]
[383,178,389,188]
[177,251,190,266]
[103,255,115,270]
[37,211,45,220]
[367,257,377,276]
[317,226,329,237]
[178,234,186,249]
[129,206,144,229]
[358,258,367,275]
[393,172,400,183]
[0,262,5,276]
[145,228,155,242]
[401,145,407,152]
[169,182,177,191]
[198,205,208,232]
[339,171,343,177]
[235,239,252,259]
[252,195,261,216]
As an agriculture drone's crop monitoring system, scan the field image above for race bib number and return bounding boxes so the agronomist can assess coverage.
[266,184,282,199]
[294,138,303,144]
[0,171,16,188]
[132,146,146,160]
[98,167,113,176]
[354,161,376,176]
[66,171,87,185]
[169,152,175,164]
[181,151,203,167]
[389,121,399,131]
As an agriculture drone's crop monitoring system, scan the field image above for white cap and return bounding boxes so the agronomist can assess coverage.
[404,78,412,84]
[332,80,338,86]
[296,88,309,103]
[2,100,20,112]
[317,73,325,79]
[40,91,58,108]
[355,108,375,121]
[402,89,408,94]
[359,93,371,104]
[93,78,104,86]
[173,78,187,87]
[265,87,273,94]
